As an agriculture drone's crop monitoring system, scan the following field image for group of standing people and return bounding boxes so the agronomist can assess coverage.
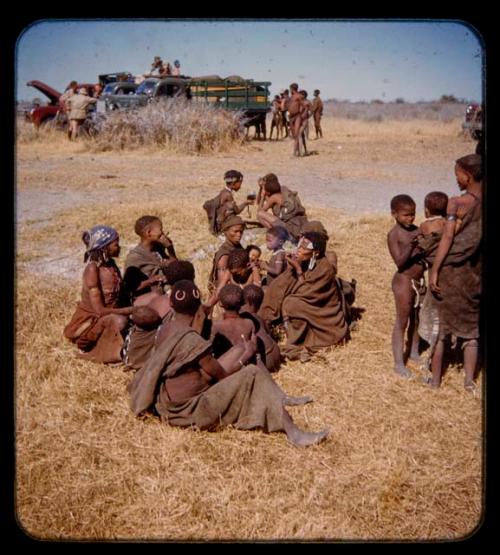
[387,153,483,392]
[269,84,324,155]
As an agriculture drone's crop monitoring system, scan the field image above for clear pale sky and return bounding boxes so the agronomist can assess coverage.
[15,19,484,103]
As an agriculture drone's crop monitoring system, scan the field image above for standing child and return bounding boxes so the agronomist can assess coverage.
[428,155,483,391]
[258,225,289,285]
[123,215,176,305]
[387,195,426,378]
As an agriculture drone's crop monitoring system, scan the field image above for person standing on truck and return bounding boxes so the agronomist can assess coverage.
[172,60,181,76]
[66,87,98,140]
[150,56,163,75]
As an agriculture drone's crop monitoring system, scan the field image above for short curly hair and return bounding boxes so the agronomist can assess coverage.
[164,260,195,285]
[219,284,244,311]
[131,305,162,330]
[243,284,264,311]
[424,192,448,217]
[134,215,161,237]
[227,248,249,272]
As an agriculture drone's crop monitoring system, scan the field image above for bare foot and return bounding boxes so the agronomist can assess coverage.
[283,395,314,407]
[287,427,329,447]
[464,380,477,393]
[394,365,413,379]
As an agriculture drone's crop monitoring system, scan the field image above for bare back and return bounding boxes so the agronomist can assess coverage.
[211,317,255,346]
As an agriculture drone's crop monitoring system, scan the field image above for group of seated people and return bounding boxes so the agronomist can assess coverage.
[63,170,357,446]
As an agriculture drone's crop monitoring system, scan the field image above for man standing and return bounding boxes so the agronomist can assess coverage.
[66,88,97,140]
[311,89,324,139]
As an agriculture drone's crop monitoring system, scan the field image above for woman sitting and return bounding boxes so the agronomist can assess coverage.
[63,225,133,363]
[128,280,328,447]
[259,231,348,361]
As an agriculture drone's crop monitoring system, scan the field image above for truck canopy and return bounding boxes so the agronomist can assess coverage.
[188,78,271,111]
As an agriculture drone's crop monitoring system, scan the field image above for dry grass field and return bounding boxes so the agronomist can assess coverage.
[15,113,484,541]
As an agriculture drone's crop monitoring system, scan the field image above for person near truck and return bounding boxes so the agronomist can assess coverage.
[65,87,97,140]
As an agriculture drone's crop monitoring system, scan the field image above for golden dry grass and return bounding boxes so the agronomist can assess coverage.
[15,115,483,541]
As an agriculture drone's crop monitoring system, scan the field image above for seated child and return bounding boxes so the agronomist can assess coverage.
[387,194,426,379]
[219,248,262,294]
[123,215,177,305]
[150,260,211,344]
[246,244,262,265]
[210,284,256,359]
[241,284,281,372]
[122,305,163,371]
[148,260,196,319]
[208,215,245,294]
[203,171,254,235]
[258,225,289,285]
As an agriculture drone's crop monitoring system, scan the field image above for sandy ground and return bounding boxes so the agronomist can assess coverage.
[16,117,471,224]
[14,116,484,541]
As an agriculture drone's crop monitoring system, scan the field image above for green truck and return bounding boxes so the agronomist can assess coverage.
[102,75,271,130]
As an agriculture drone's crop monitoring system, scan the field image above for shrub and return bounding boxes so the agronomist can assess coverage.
[89,99,246,154]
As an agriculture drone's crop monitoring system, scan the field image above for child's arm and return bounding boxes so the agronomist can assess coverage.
[428,199,459,294]
[387,229,419,270]
[263,252,286,278]
[199,334,257,380]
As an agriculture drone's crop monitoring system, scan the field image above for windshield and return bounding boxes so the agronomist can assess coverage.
[136,79,158,96]
[103,84,116,95]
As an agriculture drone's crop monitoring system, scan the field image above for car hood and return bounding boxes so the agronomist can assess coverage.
[27,80,62,104]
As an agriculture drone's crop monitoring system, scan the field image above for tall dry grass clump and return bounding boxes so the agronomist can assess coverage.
[89,100,245,154]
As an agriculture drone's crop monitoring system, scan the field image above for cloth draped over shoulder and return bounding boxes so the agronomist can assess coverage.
[259,256,348,359]
[272,186,308,242]
[124,244,168,298]
[128,323,211,416]
[209,240,242,289]
[63,263,126,363]
[422,199,482,340]
[128,322,287,433]
[122,326,160,370]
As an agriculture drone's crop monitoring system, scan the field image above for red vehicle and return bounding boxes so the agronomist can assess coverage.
[26,80,98,128]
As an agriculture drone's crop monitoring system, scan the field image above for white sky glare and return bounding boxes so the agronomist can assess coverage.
[16,19,483,103]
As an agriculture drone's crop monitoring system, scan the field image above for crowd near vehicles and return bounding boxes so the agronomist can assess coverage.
[24,72,272,137]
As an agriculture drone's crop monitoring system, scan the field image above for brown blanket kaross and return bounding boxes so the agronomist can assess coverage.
[431,199,482,339]
[128,323,288,433]
[259,257,348,359]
